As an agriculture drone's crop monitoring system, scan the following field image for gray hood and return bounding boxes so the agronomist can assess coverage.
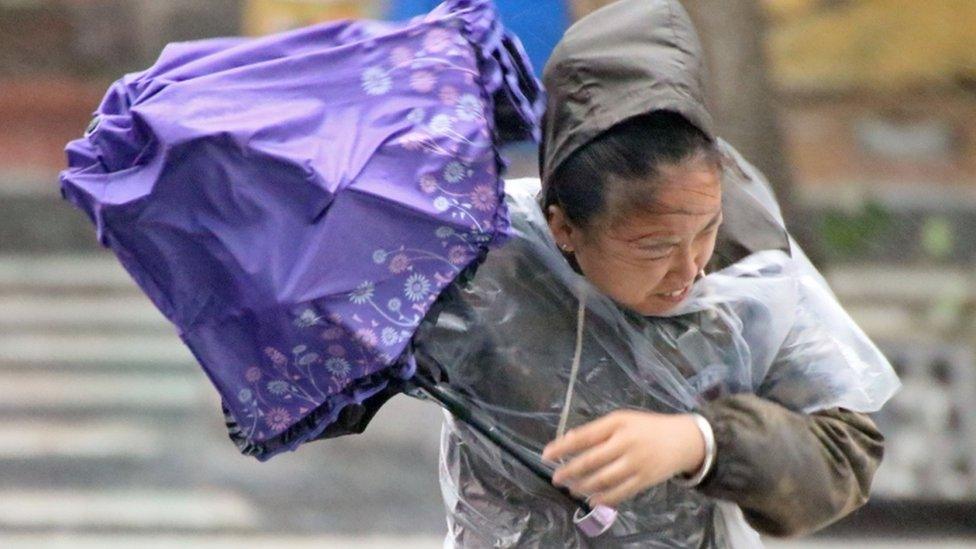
[538,0,790,266]
[540,0,714,184]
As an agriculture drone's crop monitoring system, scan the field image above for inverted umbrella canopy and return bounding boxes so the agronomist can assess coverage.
[60,0,543,461]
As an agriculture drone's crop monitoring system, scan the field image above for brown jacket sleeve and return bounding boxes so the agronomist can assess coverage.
[695,394,884,537]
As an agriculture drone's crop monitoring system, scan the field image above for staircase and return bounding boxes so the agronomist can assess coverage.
[0,243,446,545]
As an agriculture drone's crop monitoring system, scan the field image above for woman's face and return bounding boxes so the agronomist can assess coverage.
[548,163,722,316]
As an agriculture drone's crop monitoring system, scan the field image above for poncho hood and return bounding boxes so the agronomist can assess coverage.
[538,0,789,265]
[540,0,714,184]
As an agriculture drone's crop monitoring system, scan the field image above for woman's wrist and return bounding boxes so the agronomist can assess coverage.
[673,413,716,487]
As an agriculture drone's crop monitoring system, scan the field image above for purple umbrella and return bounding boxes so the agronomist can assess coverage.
[60,0,618,534]
[61,0,539,459]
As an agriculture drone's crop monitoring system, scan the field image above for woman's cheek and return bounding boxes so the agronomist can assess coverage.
[595,261,644,304]
[578,249,664,305]
[697,233,719,268]
[627,264,667,303]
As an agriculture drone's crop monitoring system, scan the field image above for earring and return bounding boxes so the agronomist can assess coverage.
[560,244,573,252]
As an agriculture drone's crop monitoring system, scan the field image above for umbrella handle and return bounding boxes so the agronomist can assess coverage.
[408,375,617,537]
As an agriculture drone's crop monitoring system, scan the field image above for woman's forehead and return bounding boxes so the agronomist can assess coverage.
[609,208,722,243]
[606,170,722,239]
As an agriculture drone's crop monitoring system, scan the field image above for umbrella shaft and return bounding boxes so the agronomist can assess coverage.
[410,374,589,512]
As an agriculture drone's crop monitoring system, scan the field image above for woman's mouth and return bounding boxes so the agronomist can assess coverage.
[655,284,690,303]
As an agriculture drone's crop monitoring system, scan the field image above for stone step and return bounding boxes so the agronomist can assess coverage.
[0,419,163,460]
[0,489,260,532]
[842,303,917,342]
[0,425,218,490]
[0,254,133,292]
[0,333,195,369]
[825,265,975,304]
[0,294,170,333]
[0,371,212,411]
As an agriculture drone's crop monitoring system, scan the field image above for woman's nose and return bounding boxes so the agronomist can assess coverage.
[668,245,699,282]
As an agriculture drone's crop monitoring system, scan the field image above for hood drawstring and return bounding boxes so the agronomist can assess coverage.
[555,270,707,439]
[557,290,587,438]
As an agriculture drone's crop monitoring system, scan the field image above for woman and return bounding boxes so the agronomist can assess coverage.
[415,0,898,546]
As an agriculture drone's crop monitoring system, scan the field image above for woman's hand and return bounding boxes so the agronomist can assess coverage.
[542,410,706,507]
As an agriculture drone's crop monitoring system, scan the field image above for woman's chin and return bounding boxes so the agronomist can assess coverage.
[622,299,678,318]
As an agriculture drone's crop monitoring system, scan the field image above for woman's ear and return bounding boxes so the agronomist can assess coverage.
[547,204,576,252]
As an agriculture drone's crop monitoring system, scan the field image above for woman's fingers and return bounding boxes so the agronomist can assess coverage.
[543,411,695,507]
[591,475,645,508]
[543,413,620,461]
[573,456,634,496]
[551,436,624,486]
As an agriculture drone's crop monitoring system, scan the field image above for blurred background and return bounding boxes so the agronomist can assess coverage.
[1,0,974,547]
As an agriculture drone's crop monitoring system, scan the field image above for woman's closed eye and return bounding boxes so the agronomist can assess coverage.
[695,226,719,241]
[640,244,675,260]
[692,215,723,242]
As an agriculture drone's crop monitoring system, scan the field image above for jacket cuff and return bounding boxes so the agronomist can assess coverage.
[691,394,884,537]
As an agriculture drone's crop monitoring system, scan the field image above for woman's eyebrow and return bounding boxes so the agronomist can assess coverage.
[701,211,723,231]
[640,240,680,249]
[629,233,680,245]
[628,211,723,244]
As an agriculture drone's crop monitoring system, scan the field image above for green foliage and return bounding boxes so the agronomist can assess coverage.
[921,216,954,261]
[819,201,892,261]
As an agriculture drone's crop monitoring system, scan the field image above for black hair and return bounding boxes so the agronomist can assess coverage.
[544,111,721,229]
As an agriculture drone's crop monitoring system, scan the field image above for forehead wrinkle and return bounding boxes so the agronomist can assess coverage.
[619,180,720,216]
[615,208,722,242]
[593,165,722,232]
[641,205,716,216]
[606,190,714,226]
[617,201,721,224]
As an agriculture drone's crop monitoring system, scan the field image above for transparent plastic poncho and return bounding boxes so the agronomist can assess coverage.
[412,175,900,548]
